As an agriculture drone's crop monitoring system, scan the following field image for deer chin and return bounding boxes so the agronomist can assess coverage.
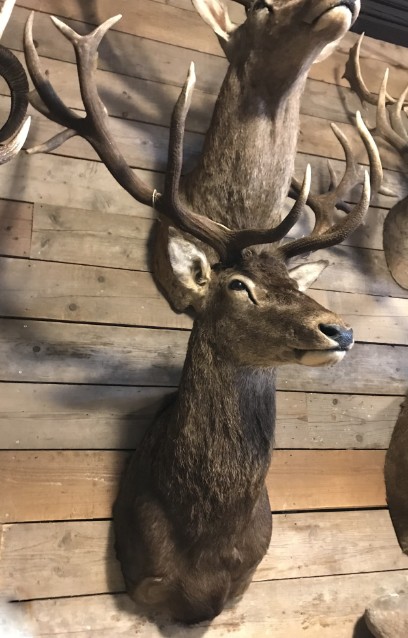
[295,348,348,367]
[313,4,354,35]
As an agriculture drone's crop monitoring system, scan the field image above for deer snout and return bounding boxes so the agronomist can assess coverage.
[319,323,353,350]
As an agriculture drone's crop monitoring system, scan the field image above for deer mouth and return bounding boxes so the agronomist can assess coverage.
[294,344,352,367]
[309,0,357,29]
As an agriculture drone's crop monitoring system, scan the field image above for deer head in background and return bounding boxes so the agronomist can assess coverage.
[24,0,361,311]
[345,34,408,290]
[0,0,30,162]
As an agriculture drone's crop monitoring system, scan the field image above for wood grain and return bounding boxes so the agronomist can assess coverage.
[16,0,408,99]
[0,318,406,393]
[0,450,386,522]
[11,571,408,637]
[1,510,406,600]
[0,384,400,450]
[0,201,33,258]
[2,256,408,339]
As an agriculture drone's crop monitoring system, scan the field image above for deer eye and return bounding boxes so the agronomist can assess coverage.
[228,279,248,291]
[252,0,273,13]
[228,279,258,304]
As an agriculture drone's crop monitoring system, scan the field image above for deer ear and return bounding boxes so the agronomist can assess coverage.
[192,0,236,42]
[168,230,212,305]
[288,260,329,291]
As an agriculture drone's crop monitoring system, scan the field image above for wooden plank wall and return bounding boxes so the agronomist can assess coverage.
[0,1,408,636]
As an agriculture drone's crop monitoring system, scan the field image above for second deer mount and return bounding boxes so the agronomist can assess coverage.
[345,33,408,291]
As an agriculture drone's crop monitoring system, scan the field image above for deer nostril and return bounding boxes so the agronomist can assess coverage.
[319,323,354,349]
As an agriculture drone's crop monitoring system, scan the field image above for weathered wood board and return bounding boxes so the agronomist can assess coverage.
[1,510,406,600]
[0,318,406,394]
[9,571,408,637]
[0,384,401,450]
[0,450,386,522]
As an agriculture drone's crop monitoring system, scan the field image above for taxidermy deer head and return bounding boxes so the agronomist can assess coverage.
[24,1,361,310]
[113,63,383,626]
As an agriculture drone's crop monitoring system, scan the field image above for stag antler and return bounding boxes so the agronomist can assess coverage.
[24,12,377,263]
[282,110,382,260]
[24,12,311,262]
[345,33,408,173]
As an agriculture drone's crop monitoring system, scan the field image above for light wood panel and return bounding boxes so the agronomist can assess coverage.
[11,571,408,637]
[29,200,390,269]
[0,318,406,393]
[31,204,152,269]
[2,256,408,339]
[1,510,406,600]
[0,450,386,522]
[0,384,401,450]
[0,200,32,258]
[17,0,408,100]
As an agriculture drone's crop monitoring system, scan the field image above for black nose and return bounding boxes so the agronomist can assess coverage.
[319,324,353,350]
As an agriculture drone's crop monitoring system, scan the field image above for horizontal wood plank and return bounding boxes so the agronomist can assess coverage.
[10,571,408,636]
[0,201,33,258]
[0,318,406,393]
[16,0,408,100]
[2,256,408,339]
[1,510,406,600]
[0,450,386,522]
[30,200,388,269]
[0,384,401,450]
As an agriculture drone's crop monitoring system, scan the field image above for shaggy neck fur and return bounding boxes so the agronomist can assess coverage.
[156,320,276,539]
[182,64,307,230]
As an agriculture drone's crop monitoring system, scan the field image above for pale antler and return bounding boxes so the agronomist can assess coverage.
[345,33,408,167]
[282,111,381,260]
[344,33,398,106]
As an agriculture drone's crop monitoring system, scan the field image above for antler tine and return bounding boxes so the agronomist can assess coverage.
[278,172,370,260]
[329,123,360,200]
[24,12,154,207]
[164,63,313,262]
[280,113,380,261]
[344,33,396,106]
[0,115,30,164]
[389,83,408,142]
[376,69,408,158]
[24,12,81,129]
[162,62,232,260]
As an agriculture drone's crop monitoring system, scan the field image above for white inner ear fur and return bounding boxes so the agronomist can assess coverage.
[168,231,211,290]
[288,260,329,291]
[192,0,235,41]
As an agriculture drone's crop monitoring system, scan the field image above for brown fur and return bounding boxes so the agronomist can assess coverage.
[114,252,355,624]
[385,397,408,554]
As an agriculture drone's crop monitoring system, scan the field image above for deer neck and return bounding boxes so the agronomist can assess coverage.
[159,321,276,536]
[182,65,307,229]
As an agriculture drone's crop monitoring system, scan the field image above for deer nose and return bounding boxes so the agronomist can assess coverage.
[319,323,354,350]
